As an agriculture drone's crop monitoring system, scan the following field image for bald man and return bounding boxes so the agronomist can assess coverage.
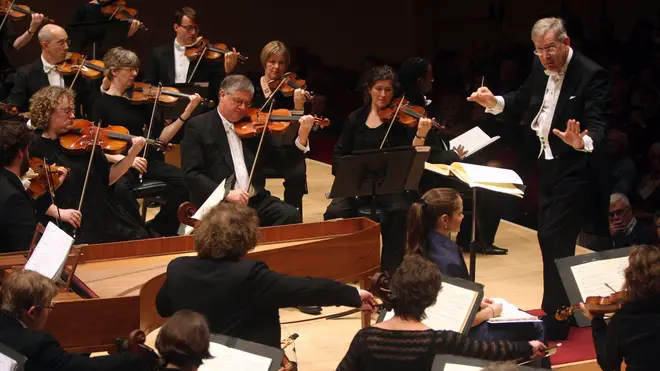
[7,24,92,114]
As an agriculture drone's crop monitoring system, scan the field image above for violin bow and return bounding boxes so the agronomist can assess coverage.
[379,94,406,149]
[74,120,103,239]
[68,55,87,91]
[187,43,208,84]
[42,157,62,228]
[140,83,163,182]
[0,0,14,35]
[246,99,275,194]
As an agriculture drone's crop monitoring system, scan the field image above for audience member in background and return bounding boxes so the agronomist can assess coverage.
[580,245,660,371]
[0,270,153,371]
[630,143,660,223]
[606,130,637,195]
[603,194,656,250]
[155,310,212,371]
[336,254,545,371]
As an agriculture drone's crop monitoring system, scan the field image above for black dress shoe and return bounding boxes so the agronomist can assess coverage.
[297,306,322,315]
[474,244,508,255]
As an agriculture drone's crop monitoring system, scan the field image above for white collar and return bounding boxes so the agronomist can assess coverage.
[41,54,57,73]
[217,108,233,131]
[544,47,573,77]
[174,39,185,52]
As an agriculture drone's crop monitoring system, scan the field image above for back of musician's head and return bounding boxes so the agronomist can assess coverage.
[398,57,432,105]
[1,270,58,323]
[260,40,290,69]
[156,310,212,370]
[174,7,197,25]
[194,203,259,260]
[390,254,443,321]
[531,17,567,41]
[361,65,398,105]
[407,188,462,256]
[219,74,255,97]
[29,86,75,130]
[623,245,660,301]
[0,120,32,167]
[103,47,140,81]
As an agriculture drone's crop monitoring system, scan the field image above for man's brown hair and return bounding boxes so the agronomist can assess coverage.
[174,7,197,25]
[0,120,32,167]
[194,203,260,260]
[156,310,212,369]
[0,270,58,316]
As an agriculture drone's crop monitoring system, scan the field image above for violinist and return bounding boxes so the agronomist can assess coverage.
[29,86,149,244]
[0,12,46,99]
[324,65,431,274]
[94,47,198,237]
[143,7,237,101]
[579,245,660,371]
[0,119,74,253]
[7,24,92,114]
[251,40,310,214]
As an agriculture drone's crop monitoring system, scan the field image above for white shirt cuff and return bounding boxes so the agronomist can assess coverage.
[485,96,505,115]
[295,136,310,153]
[579,134,594,152]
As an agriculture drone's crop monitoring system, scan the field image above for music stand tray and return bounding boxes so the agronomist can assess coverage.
[209,334,283,371]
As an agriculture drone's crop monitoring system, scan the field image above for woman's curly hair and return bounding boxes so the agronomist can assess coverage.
[623,245,660,301]
[28,86,75,130]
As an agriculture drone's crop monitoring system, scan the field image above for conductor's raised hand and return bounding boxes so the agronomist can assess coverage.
[553,119,587,149]
[225,189,249,205]
[466,86,497,108]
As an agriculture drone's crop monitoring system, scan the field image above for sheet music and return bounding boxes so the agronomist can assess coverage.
[184,179,226,235]
[424,162,451,176]
[449,126,500,158]
[570,257,628,301]
[0,352,18,371]
[24,222,73,280]
[487,298,541,323]
[199,342,272,371]
[453,163,523,185]
[443,364,483,371]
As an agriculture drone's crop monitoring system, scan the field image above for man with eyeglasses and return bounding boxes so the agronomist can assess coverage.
[143,7,239,102]
[607,193,656,249]
[467,17,611,341]
[7,24,92,115]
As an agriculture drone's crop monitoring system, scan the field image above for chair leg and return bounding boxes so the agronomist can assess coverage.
[141,198,148,223]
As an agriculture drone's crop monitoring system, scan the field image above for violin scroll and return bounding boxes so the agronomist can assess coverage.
[177,202,200,228]
[115,329,163,369]
[369,272,394,311]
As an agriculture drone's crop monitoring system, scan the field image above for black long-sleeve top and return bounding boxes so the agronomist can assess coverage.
[336,327,532,371]
[591,295,660,371]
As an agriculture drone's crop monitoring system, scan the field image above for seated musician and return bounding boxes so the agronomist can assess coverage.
[251,40,312,215]
[94,46,199,237]
[0,270,153,371]
[0,120,78,253]
[143,7,238,101]
[324,65,432,274]
[156,202,376,348]
[336,254,545,371]
[29,86,149,243]
[580,245,660,371]
[7,24,92,115]
[406,188,545,346]
[0,13,46,100]
[181,74,308,226]
[155,310,212,371]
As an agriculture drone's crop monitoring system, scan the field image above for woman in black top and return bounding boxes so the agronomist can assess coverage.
[93,47,200,236]
[324,65,432,274]
[337,254,545,371]
[249,40,312,215]
[29,86,148,244]
[580,244,660,371]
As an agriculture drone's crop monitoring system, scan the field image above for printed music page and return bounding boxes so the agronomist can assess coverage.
[24,222,73,280]
[199,342,272,371]
[0,352,18,371]
[449,163,524,197]
[425,162,451,176]
[184,178,226,234]
[423,281,479,333]
[487,298,541,323]
[449,126,500,159]
[443,364,483,371]
[570,256,628,301]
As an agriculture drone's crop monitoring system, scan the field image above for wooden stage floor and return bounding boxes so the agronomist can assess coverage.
[139,159,592,370]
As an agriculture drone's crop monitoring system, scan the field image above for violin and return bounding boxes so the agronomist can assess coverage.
[184,36,247,63]
[267,73,308,97]
[234,108,330,139]
[56,52,105,80]
[378,97,445,131]
[177,201,200,229]
[59,119,167,155]
[127,82,215,108]
[99,0,147,31]
[116,330,163,369]
[555,291,626,321]
[26,158,68,199]
[0,102,19,116]
[0,0,54,23]
[279,333,299,371]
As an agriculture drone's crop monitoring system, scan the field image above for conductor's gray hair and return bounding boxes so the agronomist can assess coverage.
[610,193,631,207]
[220,75,255,96]
[531,17,568,41]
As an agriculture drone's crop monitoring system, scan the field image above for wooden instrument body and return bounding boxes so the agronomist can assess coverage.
[39,217,380,353]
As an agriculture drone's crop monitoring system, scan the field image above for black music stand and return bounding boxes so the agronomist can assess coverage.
[0,342,26,371]
[328,146,430,220]
[209,334,283,371]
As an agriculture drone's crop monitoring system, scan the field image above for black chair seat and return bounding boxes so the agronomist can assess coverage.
[357,205,381,222]
[133,180,167,199]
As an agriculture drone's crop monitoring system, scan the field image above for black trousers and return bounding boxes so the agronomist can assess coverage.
[323,193,409,274]
[537,156,590,322]
[456,189,504,248]
[248,191,302,226]
[263,144,307,212]
[114,159,189,236]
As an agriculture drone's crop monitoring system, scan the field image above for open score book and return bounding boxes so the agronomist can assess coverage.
[424,162,525,197]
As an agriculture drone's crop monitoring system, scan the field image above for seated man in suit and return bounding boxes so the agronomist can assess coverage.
[156,202,376,348]
[143,7,239,102]
[0,120,79,253]
[181,74,311,226]
[607,193,657,249]
[7,24,91,115]
[0,270,154,371]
